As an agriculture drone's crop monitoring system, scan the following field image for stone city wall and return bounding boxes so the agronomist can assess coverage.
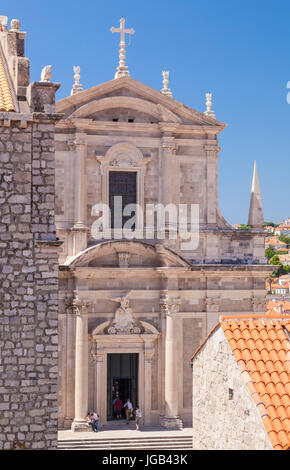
[0,116,60,449]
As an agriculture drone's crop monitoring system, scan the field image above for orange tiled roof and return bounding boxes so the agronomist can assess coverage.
[267,300,290,315]
[220,315,290,450]
[0,54,15,112]
[266,238,287,246]
[271,283,289,289]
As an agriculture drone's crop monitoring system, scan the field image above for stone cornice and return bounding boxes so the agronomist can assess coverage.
[0,111,64,126]
[58,265,274,279]
[35,239,63,248]
[55,118,224,136]
[59,288,268,297]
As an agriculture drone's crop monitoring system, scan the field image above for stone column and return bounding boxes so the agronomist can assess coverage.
[65,312,75,427]
[71,297,89,432]
[160,292,183,429]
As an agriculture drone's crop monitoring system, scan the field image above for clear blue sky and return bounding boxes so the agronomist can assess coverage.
[2,0,290,225]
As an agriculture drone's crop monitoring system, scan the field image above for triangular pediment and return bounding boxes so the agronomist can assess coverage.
[56,75,226,129]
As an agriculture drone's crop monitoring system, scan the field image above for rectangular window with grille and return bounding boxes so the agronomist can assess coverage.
[109,171,137,229]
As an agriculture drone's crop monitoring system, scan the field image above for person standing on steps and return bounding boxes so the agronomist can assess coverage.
[92,411,100,432]
[114,396,123,420]
[134,405,142,431]
[124,398,133,424]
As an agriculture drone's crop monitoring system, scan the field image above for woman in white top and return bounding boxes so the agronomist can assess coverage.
[124,399,133,424]
[134,406,142,430]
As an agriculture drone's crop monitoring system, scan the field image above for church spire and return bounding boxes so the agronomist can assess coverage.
[248,161,264,228]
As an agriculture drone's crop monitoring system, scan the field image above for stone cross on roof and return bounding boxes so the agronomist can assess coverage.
[110,18,135,79]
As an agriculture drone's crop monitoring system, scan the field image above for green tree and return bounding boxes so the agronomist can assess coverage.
[278,235,290,246]
[269,254,290,276]
[239,224,251,231]
[269,255,282,266]
[264,222,275,227]
[265,248,276,260]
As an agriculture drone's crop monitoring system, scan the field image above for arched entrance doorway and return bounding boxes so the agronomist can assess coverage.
[89,320,160,426]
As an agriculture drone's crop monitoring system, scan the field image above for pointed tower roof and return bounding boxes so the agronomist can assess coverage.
[248,161,264,228]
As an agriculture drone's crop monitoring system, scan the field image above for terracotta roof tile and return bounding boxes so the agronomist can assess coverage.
[219,314,290,450]
[0,54,15,112]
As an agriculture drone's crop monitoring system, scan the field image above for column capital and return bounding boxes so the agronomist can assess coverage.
[205,296,220,313]
[204,143,221,157]
[72,295,89,316]
[144,347,155,363]
[68,133,87,150]
[160,291,181,316]
[161,137,177,153]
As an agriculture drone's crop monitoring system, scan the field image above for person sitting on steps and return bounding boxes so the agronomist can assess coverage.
[85,412,94,431]
[92,411,99,432]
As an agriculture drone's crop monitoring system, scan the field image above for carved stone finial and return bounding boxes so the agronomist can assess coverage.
[71,66,83,96]
[161,71,173,97]
[0,16,8,31]
[204,92,215,118]
[40,65,52,82]
[10,19,20,31]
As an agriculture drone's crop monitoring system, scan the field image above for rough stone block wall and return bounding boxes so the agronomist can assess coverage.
[0,117,59,450]
[191,327,272,450]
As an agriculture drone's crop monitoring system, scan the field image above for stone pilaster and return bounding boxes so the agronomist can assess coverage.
[160,137,178,208]
[204,143,220,225]
[71,133,87,229]
[143,339,155,425]
[68,134,87,254]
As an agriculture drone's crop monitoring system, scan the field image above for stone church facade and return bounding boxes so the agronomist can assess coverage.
[54,23,272,430]
[0,14,274,446]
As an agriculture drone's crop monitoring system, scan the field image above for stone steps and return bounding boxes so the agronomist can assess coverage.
[58,436,192,450]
